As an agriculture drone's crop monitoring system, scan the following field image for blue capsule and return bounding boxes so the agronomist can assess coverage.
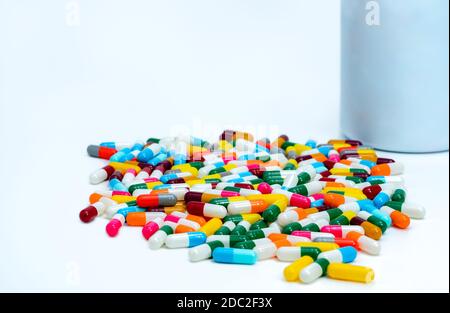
[116,206,146,217]
[212,248,257,265]
[109,178,128,192]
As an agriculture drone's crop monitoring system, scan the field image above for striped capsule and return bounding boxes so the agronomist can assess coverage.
[186,201,227,218]
[212,248,257,265]
[188,240,225,262]
[136,194,178,208]
[165,232,207,248]
[276,246,321,262]
[346,231,381,255]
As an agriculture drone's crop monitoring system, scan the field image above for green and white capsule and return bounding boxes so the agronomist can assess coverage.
[384,201,426,219]
[276,246,322,262]
[307,208,343,222]
[288,181,324,196]
[214,221,236,235]
[245,227,280,241]
[299,258,330,283]
[230,220,252,235]
[206,235,248,247]
[189,240,225,262]
[148,222,176,250]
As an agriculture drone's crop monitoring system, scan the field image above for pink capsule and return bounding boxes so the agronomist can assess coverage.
[257,182,273,194]
[106,214,125,237]
[142,217,165,240]
[320,225,364,238]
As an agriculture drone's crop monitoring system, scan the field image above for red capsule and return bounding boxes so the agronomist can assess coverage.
[362,185,382,199]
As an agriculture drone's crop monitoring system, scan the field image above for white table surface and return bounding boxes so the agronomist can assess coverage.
[0,0,448,293]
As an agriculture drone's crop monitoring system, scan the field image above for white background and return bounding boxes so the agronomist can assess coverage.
[0,0,448,292]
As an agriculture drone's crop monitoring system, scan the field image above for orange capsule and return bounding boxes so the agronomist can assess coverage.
[174,224,196,234]
[126,212,166,226]
[380,206,410,229]
[227,199,269,214]
[324,193,357,207]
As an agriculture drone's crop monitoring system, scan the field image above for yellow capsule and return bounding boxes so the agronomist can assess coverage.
[327,263,375,283]
[304,208,319,215]
[223,164,237,171]
[185,179,206,187]
[145,181,163,189]
[111,195,136,203]
[294,242,340,252]
[217,140,233,151]
[357,149,376,155]
[342,210,357,221]
[284,256,314,282]
[163,202,187,214]
[293,144,311,155]
[241,213,262,224]
[109,162,141,173]
[331,143,352,150]
[246,194,288,205]
[322,187,367,200]
[199,218,223,236]
[285,159,298,169]
[202,174,222,180]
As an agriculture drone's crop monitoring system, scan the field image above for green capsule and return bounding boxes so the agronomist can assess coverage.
[249,178,264,185]
[214,221,236,235]
[282,222,302,234]
[229,235,248,247]
[209,197,231,207]
[283,163,297,170]
[204,178,221,183]
[262,171,282,178]
[326,208,344,221]
[146,138,160,144]
[350,168,368,174]
[223,214,244,223]
[223,186,241,193]
[316,258,330,275]
[391,189,407,203]
[262,204,281,223]
[366,215,388,233]
[330,215,351,225]
[128,183,148,195]
[265,178,285,185]
[249,220,268,230]
[281,141,296,150]
[209,167,227,175]
[207,240,225,250]
[159,225,174,235]
[328,190,345,196]
[233,240,256,250]
[297,172,312,184]
[126,200,137,207]
[245,229,266,240]
[302,222,321,232]
[384,201,403,211]
[344,176,365,184]
[188,161,204,170]
[256,155,271,162]
[230,221,250,236]
[300,247,322,260]
[288,185,309,196]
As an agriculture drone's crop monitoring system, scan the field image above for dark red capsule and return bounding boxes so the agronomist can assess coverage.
[109,170,123,181]
[184,191,204,203]
[362,185,382,200]
[79,205,98,223]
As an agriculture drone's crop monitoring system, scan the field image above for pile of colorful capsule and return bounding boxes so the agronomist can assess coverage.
[81,130,426,284]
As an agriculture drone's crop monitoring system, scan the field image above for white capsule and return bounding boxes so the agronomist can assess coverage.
[356,235,381,256]
[338,202,361,214]
[399,202,426,219]
[148,230,168,250]
[283,174,299,189]
[276,246,304,262]
[89,168,109,184]
[277,210,304,226]
[203,203,227,218]
[105,203,128,219]
[227,200,254,214]
[189,244,214,262]
[300,262,324,283]
[253,241,281,260]
[303,181,325,195]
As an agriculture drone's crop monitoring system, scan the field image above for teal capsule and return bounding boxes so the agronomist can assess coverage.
[212,248,257,265]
